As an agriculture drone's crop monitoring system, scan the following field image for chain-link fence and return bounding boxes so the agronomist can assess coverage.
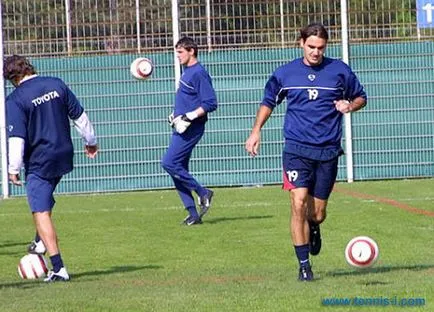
[1,1,434,197]
[3,0,434,56]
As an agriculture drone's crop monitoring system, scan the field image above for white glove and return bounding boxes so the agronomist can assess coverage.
[172,115,192,134]
[168,112,174,126]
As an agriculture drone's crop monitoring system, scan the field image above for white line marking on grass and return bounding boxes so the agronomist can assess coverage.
[0,201,277,216]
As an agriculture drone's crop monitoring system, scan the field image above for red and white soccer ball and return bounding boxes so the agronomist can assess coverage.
[130,57,154,79]
[345,236,379,269]
[18,254,48,279]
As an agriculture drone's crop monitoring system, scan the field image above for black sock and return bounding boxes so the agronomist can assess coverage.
[50,254,64,273]
[294,244,310,268]
[34,233,41,242]
[308,220,318,227]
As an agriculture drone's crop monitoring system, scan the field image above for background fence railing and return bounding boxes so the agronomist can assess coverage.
[1,0,433,197]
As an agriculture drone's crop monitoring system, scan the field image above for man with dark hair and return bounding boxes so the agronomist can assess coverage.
[161,37,218,225]
[4,55,98,282]
[245,23,367,281]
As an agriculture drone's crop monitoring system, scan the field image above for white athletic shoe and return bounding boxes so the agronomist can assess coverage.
[44,267,70,282]
[27,240,47,255]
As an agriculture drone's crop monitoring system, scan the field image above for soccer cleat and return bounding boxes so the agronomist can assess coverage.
[27,240,47,255]
[298,265,314,281]
[198,190,214,218]
[181,215,203,226]
[44,267,70,282]
[309,221,322,256]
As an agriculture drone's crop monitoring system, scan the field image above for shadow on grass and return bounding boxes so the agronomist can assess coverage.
[0,251,25,256]
[72,265,162,280]
[205,215,273,224]
[0,241,28,249]
[0,265,162,289]
[326,264,434,277]
[0,241,30,256]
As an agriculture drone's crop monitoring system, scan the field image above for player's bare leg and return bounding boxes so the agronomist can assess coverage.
[307,196,327,224]
[290,188,310,245]
[290,188,313,281]
[307,196,328,256]
[33,212,59,256]
[33,212,70,282]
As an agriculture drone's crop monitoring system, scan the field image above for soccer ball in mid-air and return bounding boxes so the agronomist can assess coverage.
[18,254,49,279]
[130,57,154,79]
[345,236,379,268]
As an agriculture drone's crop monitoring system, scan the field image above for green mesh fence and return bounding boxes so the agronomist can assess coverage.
[3,41,434,196]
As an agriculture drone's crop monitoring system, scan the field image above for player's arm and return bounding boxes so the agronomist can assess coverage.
[334,96,366,114]
[245,105,273,157]
[335,68,367,114]
[172,72,217,134]
[6,99,27,186]
[245,73,281,157]
[8,137,25,186]
[64,84,98,158]
[184,72,217,120]
[73,111,98,158]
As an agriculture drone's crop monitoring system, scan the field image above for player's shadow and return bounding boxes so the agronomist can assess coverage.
[0,265,162,289]
[0,241,30,256]
[205,215,273,224]
[326,264,434,277]
[72,264,163,280]
[0,241,28,249]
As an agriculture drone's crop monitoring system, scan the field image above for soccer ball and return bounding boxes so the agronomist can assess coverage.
[18,254,49,279]
[345,236,379,268]
[130,57,154,79]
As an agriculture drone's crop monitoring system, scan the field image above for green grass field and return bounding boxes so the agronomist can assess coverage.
[0,179,433,311]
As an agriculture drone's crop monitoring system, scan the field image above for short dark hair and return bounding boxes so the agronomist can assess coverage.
[3,55,36,81]
[175,37,198,57]
[300,23,329,42]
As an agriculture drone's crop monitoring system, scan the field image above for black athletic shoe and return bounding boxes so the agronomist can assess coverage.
[181,215,203,226]
[198,190,214,218]
[309,221,322,256]
[298,265,314,281]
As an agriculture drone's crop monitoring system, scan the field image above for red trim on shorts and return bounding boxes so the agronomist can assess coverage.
[282,169,295,190]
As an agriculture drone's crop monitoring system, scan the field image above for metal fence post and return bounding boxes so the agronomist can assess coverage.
[172,0,181,90]
[136,0,141,53]
[0,3,10,198]
[65,0,72,56]
[340,0,354,183]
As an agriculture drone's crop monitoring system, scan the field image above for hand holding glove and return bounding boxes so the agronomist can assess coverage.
[168,112,174,126]
[170,111,199,134]
[172,115,192,134]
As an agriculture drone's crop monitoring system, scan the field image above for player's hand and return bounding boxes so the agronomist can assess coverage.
[172,115,192,134]
[9,173,23,186]
[85,145,98,158]
[168,112,174,126]
[334,100,352,114]
[245,131,261,157]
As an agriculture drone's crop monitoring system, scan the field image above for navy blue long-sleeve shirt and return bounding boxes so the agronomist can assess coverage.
[6,76,84,178]
[262,57,367,160]
[174,62,218,123]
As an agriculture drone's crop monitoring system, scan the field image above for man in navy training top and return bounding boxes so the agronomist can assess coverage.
[4,55,98,282]
[245,23,367,281]
[161,37,218,226]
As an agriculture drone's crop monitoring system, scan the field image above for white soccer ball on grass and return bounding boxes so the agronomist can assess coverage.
[18,254,49,279]
[345,236,379,268]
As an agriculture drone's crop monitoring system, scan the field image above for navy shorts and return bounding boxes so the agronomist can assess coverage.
[282,152,339,200]
[25,174,62,213]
